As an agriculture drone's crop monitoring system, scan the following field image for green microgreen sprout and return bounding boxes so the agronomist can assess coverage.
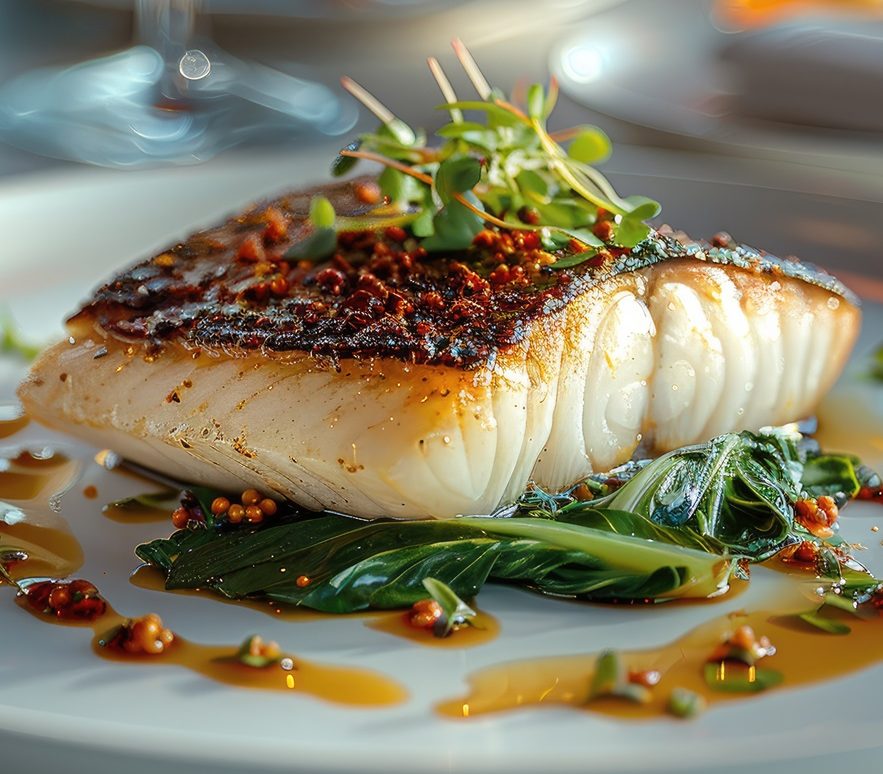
[326,39,661,267]
[284,195,339,261]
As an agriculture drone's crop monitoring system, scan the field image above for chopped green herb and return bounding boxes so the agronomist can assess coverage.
[703,662,783,693]
[588,651,651,704]
[667,688,706,719]
[234,635,283,668]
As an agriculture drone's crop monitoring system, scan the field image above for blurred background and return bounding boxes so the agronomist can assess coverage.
[0,0,880,324]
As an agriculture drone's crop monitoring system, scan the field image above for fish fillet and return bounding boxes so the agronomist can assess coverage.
[18,179,861,518]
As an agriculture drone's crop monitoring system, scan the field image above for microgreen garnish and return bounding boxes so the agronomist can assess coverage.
[283,195,339,261]
[587,651,652,705]
[421,577,477,638]
[328,40,661,264]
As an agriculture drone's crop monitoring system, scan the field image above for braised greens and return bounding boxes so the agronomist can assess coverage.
[136,429,879,613]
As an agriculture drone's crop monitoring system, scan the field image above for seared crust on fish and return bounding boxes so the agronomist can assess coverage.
[19,178,861,518]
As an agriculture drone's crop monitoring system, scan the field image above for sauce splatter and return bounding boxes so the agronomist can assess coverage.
[368,609,500,648]
[817,385,883,470]
[102,500,174,524]
[1,449,82,580]
[437,585,883,720]
[0,403,29,439]
[14,590,405,706]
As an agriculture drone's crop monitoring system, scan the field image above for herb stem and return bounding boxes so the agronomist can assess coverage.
[427,57,463,123]
[340,76,396,125]
[338,149,434,185]
[451,38,492,100]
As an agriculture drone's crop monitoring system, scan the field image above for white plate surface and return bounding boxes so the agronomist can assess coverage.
[1,152,882,774]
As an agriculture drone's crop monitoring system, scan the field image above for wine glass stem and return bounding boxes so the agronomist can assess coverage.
[134,0,201,94]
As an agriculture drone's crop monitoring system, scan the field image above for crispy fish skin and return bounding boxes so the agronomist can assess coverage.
[18,180,860,518]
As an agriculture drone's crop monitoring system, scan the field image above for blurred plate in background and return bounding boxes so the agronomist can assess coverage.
[551,0,883,173]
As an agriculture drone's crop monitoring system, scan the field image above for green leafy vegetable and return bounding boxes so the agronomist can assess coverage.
[284,228,337,262]
[422,577,476,637]
[536,429,871,559]
[135,428,879,614]
[137,502,738,613]
[797,609,852,635]
[795,590,876,635]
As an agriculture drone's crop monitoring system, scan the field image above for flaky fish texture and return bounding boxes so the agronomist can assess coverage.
[19,179,860,518]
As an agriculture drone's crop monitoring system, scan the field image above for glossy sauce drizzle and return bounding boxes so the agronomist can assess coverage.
[0,403,30,438]
[102,500,175,524]
[0,449,83,580]
[14,594,406,706]
[437,586,883,720]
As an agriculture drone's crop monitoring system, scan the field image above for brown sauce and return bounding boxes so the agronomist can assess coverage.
[817,386,883,469]
[0,403,29,438]
[437,585,883,720]
[14,591,405,706]
[93,626,407,706]
[2,521,83,581]
[1,450,83,581]
[368,609,500,648]
[102,501,173,524]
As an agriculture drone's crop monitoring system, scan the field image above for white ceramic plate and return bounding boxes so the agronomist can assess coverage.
[1,152,882,774]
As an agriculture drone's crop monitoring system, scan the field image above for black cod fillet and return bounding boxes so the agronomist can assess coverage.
[18,179,861,518]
